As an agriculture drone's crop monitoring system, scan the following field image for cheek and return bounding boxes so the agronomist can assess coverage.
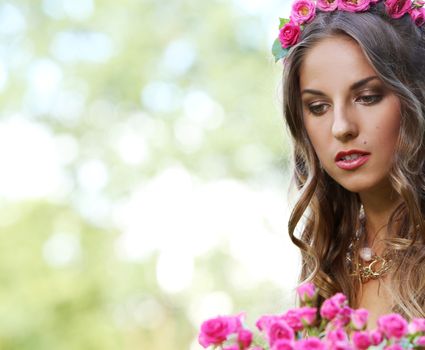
[304,123,330,160]
[373,114,401,156]
[380,131,399,162]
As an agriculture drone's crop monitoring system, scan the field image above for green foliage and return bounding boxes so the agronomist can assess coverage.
[0,0,292,349]
[279,17,291,28]
[272,38,290,63]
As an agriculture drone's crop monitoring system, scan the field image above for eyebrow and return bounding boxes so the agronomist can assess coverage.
[301,76,380,96]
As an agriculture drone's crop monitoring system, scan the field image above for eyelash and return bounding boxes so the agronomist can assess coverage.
[307,95,383,116]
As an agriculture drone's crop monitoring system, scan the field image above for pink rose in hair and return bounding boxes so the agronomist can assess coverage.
[385,0,413,18]
[320,293,347,320]
[279,22,301,49]
[350,309,369,330]
[377,313,409,339]
[291,0,316,24]
[409,7,425,26]
[408,318,425,333]
[272,339,295,350]
[198,314,243,348]
[317,0,338,11]
[352,331,372,349]
[223,346,240,350]
[237,328,253,349]
[295,337,326,350]
[296,282,316,303]
[338,0,372,12]
[267,319,295,346]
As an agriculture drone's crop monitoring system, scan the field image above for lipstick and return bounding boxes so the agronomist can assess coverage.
[335,149,370,170]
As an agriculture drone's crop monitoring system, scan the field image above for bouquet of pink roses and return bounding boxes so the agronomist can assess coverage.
[198,283,425,350]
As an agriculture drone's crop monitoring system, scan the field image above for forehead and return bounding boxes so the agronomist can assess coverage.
[299,35,377,91]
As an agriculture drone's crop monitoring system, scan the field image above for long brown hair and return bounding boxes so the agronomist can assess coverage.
[282,2,425,318]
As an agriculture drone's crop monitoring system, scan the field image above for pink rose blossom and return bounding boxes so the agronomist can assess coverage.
[299,307,317,326]
[295,337,326,350]
[409,7,425,26]
[326,339,353,350]
[257,315,283,332]
[199,293,422,350]
[320,293,347,320]
[409,318,425,333]
[330,342,354,350]
[327,341,353,350]
[326,328,348,343]
[279,22,301,49]
[268,320,295,346]
[296,282,316,303]
[416,336,425,347]
[317,0,338,11]
[238,329,253,349]
[332,306,353,327]
[378,313,409,339]
[384,345,403,350]
[291,0,316,24]
[272,339,295,350]
[283,309,304,331]
[338,0,371,12]
[352,331,372,349]
[326,328,352,350]
[350,309,369,330]
[370,330,384,346]
[198,314,243,348]
[385,0,413,18]
[283,307,316,331]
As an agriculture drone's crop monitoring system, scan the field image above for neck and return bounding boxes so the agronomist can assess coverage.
[359,185,403,249]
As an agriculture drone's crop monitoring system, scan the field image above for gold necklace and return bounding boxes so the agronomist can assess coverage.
[346,209,393,284]
[350,249,393,283]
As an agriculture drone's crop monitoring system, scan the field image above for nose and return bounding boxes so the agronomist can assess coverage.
[331,105,359,142]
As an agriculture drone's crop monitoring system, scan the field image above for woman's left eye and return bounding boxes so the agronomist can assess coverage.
[357,95,383,104]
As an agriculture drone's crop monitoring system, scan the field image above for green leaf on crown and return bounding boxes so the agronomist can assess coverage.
[279,17,290,29]
[272,38,289,62]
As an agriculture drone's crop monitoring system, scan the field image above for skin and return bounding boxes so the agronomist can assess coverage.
[299,35,403,327]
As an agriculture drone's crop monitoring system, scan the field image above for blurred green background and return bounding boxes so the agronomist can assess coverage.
[0,0,300,349]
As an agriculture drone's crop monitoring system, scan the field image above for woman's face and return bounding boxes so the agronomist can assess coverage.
[299,35,401,194]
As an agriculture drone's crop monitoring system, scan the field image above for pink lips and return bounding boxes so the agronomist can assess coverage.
[335,149,371,170]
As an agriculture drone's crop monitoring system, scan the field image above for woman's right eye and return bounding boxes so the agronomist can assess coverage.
[308,104,328,116]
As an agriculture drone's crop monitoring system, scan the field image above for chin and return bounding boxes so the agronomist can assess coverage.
[325,170,387,194]
[339,183,370,194]
[335,176,390,194]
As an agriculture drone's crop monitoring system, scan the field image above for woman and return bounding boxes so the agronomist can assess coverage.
[274,0,425,326]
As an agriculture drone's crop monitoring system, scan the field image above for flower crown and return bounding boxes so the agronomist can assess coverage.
[272,0,425,62]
